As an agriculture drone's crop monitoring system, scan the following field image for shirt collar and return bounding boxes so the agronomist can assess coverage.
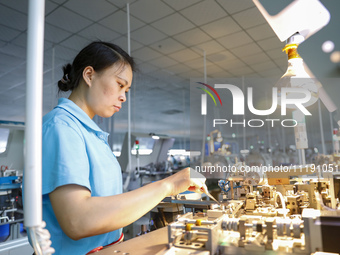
[56,98,108,136]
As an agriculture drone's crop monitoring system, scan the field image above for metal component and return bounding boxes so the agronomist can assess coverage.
[245,193,256,210]
[286,195,301,214]
[292,219,301,238]
[168,212,222,255]
[222,218,239,231]
[266,218,274,243]
[238,216,246,241]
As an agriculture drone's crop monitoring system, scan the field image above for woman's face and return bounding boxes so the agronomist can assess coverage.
[86,63,133,118]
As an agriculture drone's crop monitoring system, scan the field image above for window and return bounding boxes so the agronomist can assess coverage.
[0,128,10,153]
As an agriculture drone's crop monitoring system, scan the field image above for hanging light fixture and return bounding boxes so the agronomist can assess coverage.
[276,33,319,109]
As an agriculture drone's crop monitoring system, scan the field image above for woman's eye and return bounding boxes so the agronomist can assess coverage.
[118,83,124,88]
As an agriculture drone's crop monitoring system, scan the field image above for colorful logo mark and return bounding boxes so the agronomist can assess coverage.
[196,82,222,106]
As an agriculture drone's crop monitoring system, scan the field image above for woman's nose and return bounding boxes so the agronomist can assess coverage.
[119,93,126,102]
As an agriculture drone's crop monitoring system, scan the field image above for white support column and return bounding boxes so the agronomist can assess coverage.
[24,0,45,227]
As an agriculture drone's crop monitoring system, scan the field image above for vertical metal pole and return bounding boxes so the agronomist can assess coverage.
[298,149,306,165]
[24,0,45,227]
[318,99,326,154]
[133,76,136,132]
[330,112,335,153]
[242,77,246,150]
[127,1,131,153]
[124,2,132,191]
[200,50,207,167]
[298,149,302,164]
[281,122,286,153]
[51,47,55,110]
[267,118,272,156]
[182,89,186,150]
[266,91,272,157]
[127,3,130,54]
[203,50,207,84]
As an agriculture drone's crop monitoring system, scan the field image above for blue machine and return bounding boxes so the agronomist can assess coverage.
[0,176,20,191]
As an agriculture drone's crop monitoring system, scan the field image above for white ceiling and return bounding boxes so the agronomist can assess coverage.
[0,0,339,148]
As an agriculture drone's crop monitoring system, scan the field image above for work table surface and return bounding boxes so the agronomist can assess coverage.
[96,227,168,255]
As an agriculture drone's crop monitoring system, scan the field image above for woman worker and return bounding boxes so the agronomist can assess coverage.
[41,41,204,254]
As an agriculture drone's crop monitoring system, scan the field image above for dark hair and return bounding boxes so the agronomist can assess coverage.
[58,41,136,92]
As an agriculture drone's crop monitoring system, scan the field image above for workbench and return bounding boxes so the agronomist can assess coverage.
[96,227,168,255]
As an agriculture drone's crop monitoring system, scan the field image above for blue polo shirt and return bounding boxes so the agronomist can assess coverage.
[42,98,122,255]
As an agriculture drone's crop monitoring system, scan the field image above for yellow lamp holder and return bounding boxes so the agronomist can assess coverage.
[283,44,301,60]
[276,33,319,109]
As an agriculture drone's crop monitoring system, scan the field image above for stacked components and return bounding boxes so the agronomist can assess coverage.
[164,164,340,255]
[166,204,308,254]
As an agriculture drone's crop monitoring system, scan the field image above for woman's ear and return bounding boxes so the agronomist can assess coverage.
[82,66,95,87]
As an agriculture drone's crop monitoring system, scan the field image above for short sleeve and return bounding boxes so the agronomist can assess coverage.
[42,121,90,195]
